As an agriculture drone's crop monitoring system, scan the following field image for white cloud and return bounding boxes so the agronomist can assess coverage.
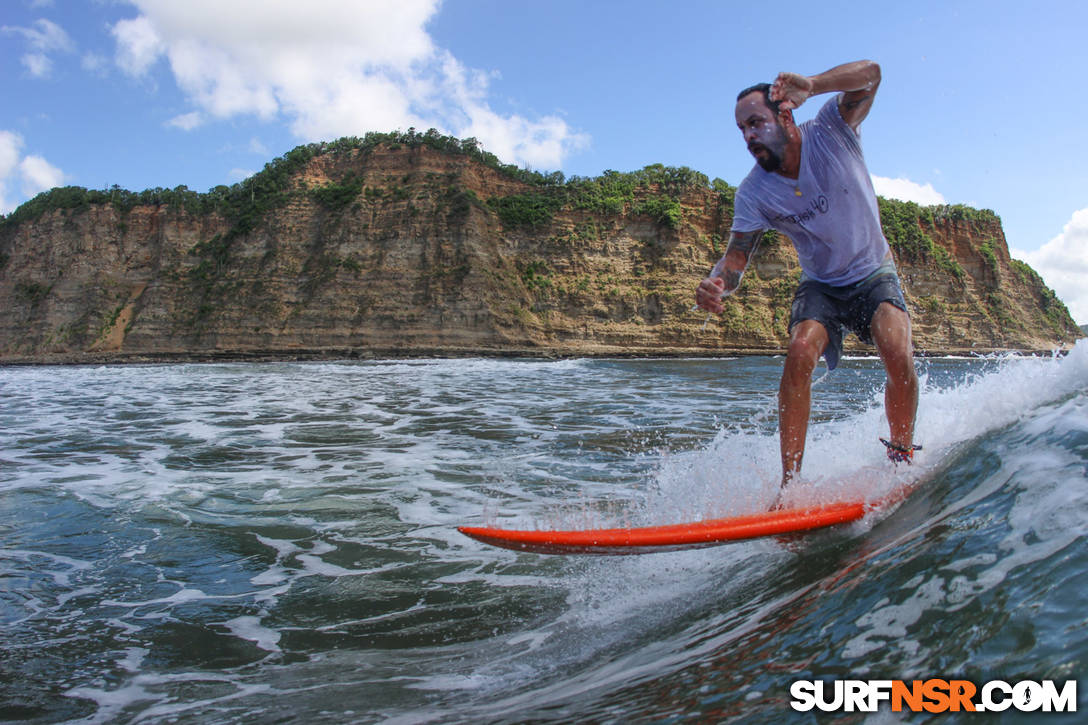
[2,18,74,78]
[110,0,587,169]
[1012,208,1088,325]
[167,111,204,131]
[22,52,54,77]
[82,52,109,74]
[0,133,20,175]
[0,130,66,215]
[871,175,946,206]
[111,15,164,76]
[19,155,66,196]
[0,132,21,213]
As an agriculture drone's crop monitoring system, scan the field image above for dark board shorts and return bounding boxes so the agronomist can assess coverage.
[788,268,909,371]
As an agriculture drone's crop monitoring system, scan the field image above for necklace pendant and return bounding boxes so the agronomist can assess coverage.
[794,187,802,197]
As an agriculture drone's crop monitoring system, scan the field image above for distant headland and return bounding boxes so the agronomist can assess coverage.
[1,130,1081,364]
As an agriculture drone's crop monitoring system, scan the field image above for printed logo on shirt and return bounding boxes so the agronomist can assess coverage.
[773,194,829,228]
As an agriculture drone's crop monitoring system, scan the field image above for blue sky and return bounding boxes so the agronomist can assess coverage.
[3,0,1086,324]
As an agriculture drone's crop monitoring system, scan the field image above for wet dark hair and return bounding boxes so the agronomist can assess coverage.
[736,83,781,115]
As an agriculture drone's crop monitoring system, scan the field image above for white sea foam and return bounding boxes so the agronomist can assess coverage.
[224,615,282,653]
[101,586,210,609]
[649,340,1088,520]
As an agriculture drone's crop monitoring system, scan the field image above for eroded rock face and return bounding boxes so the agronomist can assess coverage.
[0,142,1080,363]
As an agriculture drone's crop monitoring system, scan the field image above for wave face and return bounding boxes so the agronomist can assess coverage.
[1,342,1086,722]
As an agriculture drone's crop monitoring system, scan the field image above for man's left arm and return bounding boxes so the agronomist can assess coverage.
[771,60,881,131]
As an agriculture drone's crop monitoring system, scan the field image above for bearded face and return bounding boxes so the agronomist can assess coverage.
[735,92,789,173]
[748,124,788,172]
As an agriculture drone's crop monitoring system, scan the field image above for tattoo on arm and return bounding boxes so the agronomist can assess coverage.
[719,230,763,293]
[730,230,761,255]
[722,269,743,290]
[843,94,871,110]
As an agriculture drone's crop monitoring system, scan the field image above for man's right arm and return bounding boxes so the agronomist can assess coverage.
[772,60,880,131]
[695,229,763,314]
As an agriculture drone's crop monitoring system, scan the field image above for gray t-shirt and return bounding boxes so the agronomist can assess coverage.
[731,96,889,286]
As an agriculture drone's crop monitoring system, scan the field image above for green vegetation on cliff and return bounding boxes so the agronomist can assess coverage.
[0,129,558,232]
[2,129,721,239]
[879,199,959,279]
[484,163,719,231]
[1009,257,1074,333]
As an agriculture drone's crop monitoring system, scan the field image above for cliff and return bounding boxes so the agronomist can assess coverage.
[0,132,1081,363]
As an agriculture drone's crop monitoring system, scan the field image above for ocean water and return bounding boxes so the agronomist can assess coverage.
[1,342,1086,723]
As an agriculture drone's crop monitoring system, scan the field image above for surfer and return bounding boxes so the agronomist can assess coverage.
[694,60,920,494]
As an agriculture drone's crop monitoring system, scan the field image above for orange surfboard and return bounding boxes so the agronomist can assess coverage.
[459,501,869,555]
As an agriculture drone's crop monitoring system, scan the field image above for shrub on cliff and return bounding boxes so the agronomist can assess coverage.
[878,197,965,280]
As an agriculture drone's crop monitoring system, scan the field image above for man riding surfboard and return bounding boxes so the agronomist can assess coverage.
[695,60,920,499]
